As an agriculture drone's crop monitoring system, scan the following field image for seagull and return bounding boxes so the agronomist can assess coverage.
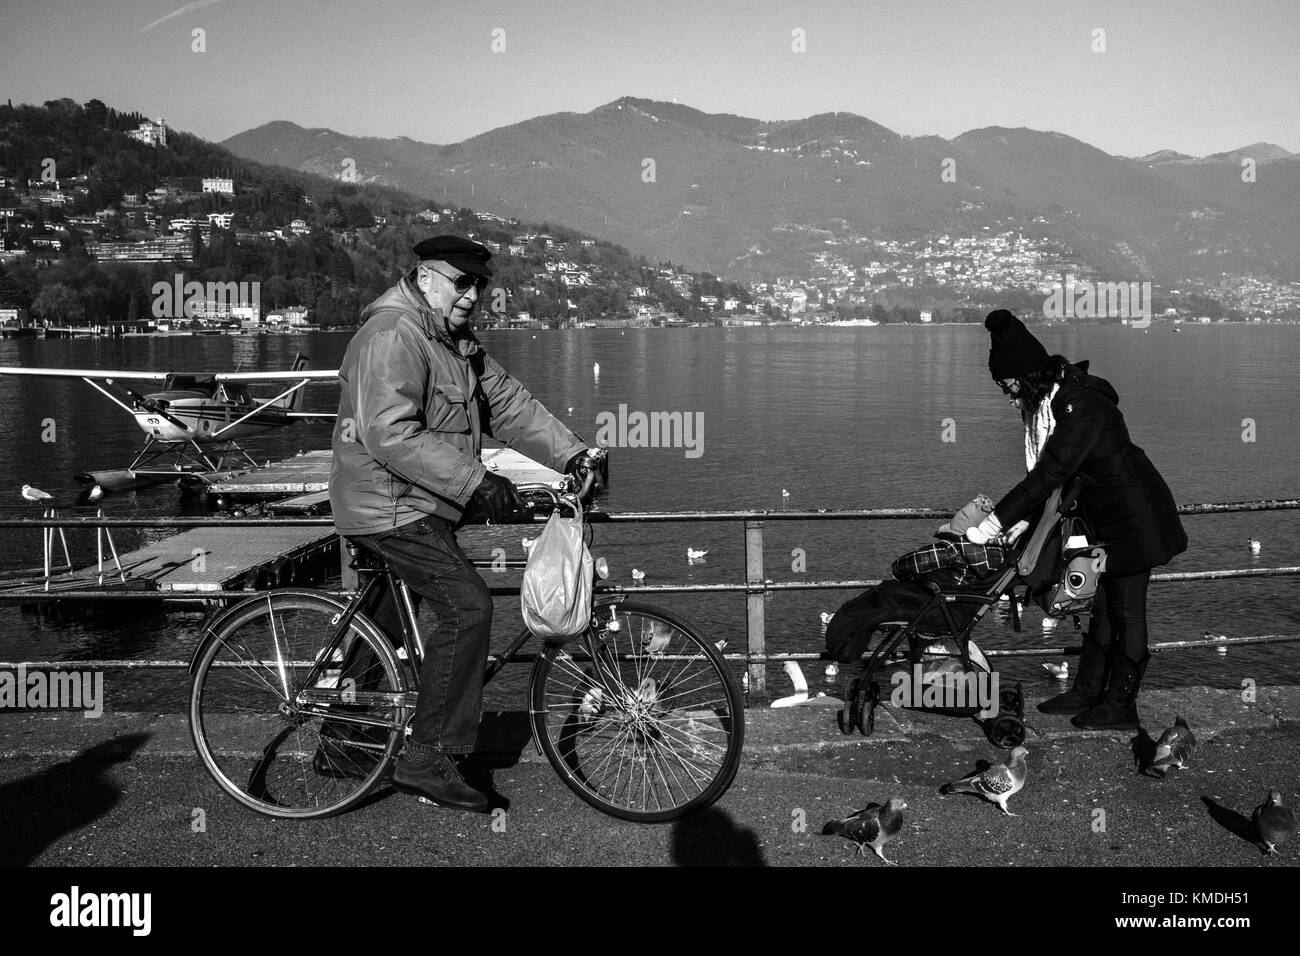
[567,406,574,415]
[822,797,907,864]
[820,611,834,627]
[1042,616,1058,630]
[1043,661,1068,680]
[781,488,790,499]
[1148,715,1196,777]
[21,484,53,503]
[1207,631,1229,656]
[686,547,709,560]
[770,660,810,708]
[592,362,601,377]
[1248,538,1261,555]
[1253,790,1295,855]
[631,568,645,582]
[521,536,537,553]
[940,746,1029,816]
[825,662,840,679]
[87,484,104,502]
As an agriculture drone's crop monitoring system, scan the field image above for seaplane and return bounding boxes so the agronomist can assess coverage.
[0,354,338,498]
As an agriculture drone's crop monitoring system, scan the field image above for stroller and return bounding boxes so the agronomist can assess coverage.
[823,477,1106,748]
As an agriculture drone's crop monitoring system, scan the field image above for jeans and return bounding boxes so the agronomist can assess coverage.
[350,515,493,755]
[1088,569,1151,661]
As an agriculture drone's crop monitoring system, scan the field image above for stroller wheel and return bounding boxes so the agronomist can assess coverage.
[837,677,862,735]
[986,714,1027,749]
[1000,682,1025,718]
[864,680,880,736]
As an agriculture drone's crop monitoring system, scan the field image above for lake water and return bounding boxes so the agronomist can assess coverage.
[1,323,1297,710]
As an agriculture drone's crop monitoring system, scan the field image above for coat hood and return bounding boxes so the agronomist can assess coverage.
[1062,360,1119,407]
[361,276,481,356]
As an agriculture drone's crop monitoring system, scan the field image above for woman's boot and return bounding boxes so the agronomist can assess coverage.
[1037,637,1108,714]
[1071,654,1148,730]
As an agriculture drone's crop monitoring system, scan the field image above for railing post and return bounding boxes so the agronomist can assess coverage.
[744,518,766,700]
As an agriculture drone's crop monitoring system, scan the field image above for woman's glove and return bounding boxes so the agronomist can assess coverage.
[965,512,1003,545]
[1005,519,1030,543]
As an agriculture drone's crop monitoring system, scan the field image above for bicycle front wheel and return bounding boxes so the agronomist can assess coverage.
[529,602,744,823]
[189,589,409,819]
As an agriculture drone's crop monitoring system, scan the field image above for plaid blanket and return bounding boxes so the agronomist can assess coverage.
[891,537,1009,587]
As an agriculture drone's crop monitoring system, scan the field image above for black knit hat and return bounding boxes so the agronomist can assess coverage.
[985,309,1049,379]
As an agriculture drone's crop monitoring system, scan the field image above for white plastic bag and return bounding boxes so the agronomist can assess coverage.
[520,509,593,641]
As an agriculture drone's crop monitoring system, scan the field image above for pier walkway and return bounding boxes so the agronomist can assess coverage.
[1,685,1296,867]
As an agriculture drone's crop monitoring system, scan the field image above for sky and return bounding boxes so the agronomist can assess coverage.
[1,0,1297,157]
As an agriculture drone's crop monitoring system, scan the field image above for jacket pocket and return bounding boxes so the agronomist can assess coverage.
[428,384,471,434]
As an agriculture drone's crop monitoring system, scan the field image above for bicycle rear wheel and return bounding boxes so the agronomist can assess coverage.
[189,589,409,819]
[529,601,744,823]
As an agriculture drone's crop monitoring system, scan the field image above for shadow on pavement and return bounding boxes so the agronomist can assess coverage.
[0,733,150,866]
[671,807,766,867]
[1200,795,1260,851]
[1132,728,1157,774]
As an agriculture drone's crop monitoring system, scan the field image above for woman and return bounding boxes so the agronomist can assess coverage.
[965,310,1187,730]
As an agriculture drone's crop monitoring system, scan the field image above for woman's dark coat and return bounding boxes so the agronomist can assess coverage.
[994,362,1187,575]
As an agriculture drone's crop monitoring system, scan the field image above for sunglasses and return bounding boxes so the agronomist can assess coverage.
[996,378,1020,395]
[424,266,489,295]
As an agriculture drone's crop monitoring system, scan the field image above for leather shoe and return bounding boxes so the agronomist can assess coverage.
[391,746,490,812]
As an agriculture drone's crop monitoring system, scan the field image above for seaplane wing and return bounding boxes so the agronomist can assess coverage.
[215,370,339,382]
[0,366,171,382]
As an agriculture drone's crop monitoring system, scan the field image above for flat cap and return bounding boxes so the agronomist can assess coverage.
[412,235,494,276]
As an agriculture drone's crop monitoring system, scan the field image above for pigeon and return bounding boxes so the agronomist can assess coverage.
[940,746,1029,816]
[1043,661,1068,680]
[822,797,907,864]
[577,685,605,723]
[1147,715,1196,777]
[1253,790,1295,855]
[642,619,673,655]
[631,568,646,582]
[1248,538,1261,555]
[770,660,810,708]
[686,547,709,560]
[21,484,52,503]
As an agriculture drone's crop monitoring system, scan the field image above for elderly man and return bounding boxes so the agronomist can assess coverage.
[327,235,600,811]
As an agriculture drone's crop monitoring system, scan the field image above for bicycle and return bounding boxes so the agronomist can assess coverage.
[187,475,744,823]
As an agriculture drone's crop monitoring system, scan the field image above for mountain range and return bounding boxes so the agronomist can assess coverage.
[224,97,1300,283]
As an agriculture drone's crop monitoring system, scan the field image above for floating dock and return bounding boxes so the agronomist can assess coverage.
[209,445,560,503]
[0,445,564,608]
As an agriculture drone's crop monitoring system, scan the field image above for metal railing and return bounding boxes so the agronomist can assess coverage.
[1,499,1298,695]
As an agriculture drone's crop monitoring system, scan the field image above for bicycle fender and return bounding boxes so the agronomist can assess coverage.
[185,588,350,675]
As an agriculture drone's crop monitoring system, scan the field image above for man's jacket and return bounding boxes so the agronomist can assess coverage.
[330,276,587,536]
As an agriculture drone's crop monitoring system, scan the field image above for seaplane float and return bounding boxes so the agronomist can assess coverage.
[0,354,337,499]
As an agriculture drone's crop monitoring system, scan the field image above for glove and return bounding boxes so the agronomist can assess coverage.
[565,448,609,495]
[1005,519,1030,543]
[465,470,524,523]
[965,512,1003,545]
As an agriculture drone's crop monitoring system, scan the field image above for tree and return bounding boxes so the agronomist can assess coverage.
[32,282,84,325]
